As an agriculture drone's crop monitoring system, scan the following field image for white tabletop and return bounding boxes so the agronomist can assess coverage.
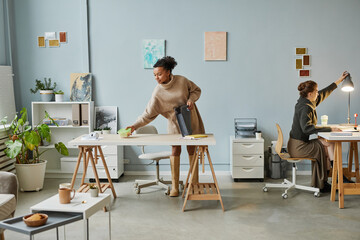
[31,193,111,219]
[68,133,216,146]
[318,132,360,141]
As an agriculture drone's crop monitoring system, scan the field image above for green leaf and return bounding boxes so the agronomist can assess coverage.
[24,131,41,150]
[55,142,69,156]
[4,139,22,159]
[20,108,27,123]
[38,124,51,142]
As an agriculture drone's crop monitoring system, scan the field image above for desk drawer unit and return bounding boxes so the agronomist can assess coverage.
[230,136,264,180]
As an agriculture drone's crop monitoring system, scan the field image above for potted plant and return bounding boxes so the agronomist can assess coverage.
[102,127,111,134]
[89,184,99,197]
[1,108,68,191]
[30,78,57,102]
[94,128,102,135]
[54,90,64,102]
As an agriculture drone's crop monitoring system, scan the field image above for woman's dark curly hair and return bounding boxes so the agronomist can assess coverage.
[153,56,177,73]
[298,80,317,98]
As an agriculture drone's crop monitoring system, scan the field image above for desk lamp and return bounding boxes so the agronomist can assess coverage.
[341,72,354,125]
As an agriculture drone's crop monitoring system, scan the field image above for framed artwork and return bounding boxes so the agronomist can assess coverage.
[296,59,303,69]
[303,55,310,66]
[49,39,59,47]
[59,32,67,43]
[295,48,307,55]
[95,106,117,134]
[38,37,45,47]
[299,69,310,77]
[204,31,227,61]
[142,39,165,69]
[70,73,92,101]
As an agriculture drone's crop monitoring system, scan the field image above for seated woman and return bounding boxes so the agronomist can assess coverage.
[287,72,348,193]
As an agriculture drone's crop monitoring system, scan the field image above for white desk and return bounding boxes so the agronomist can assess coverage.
[69,133,216,146]
[318,132,360,208]
[68,134,224,211]
[30,193,111,240]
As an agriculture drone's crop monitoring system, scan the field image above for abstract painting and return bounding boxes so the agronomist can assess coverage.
[296,59,303,69]
[59,32,67,43]
[70,73,92,101]
[49,39,59,47]
[38,37,45,47]
[143,39,165,68]
[204,32,227,61]
[95,106,117,134]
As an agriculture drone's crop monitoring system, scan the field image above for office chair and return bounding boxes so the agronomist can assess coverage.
[133,125,183,195]
[263,124,321,199]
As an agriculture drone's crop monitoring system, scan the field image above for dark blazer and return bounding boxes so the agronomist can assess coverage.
[289,83,337,142]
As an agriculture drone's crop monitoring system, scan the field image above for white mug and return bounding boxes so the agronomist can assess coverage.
[321,115,328,126]
[255,131,262,139]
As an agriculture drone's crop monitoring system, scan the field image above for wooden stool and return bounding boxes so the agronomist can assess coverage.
[182,146,224,212]
[70,145,117,198]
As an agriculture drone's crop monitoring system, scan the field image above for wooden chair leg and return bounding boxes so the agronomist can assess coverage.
[1,231,5,240]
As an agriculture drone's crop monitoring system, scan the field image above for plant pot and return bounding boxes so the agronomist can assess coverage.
[55,94,64,102]
[102,130,111,134]
[94,130,102,135]
[89,188,99,197]
[40,90,54,102]
[15,160,47,192]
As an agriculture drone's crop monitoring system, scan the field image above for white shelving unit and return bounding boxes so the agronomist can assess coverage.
[230,136,264,181]
[32,101,94,178]
[31,101,124,180]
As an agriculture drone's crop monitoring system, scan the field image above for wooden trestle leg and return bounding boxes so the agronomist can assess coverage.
[70,145,117,198]
[182,146,224,212]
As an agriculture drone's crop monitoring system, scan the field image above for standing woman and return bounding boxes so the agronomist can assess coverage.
[287,72,348,193]
[127,56,205,197]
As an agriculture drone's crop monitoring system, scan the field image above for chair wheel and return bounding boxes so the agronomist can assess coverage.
[134,183,138,188]
[263,187,268,192]
[314,192,320,197]
[135,188,140,194]
[282,193,288,199]
[179,184,184,191]
[165,188,170,195]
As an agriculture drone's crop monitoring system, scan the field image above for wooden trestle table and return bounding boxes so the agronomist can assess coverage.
[68,133,224,211]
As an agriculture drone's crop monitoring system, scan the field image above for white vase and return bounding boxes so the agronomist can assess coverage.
[102,130,111,134]
[40,90,54,102]
[15,160,47,192]
[89,188,99,197]
[55,94,64,102]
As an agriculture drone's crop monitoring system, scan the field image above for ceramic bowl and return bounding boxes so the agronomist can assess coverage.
[23,213,48,227]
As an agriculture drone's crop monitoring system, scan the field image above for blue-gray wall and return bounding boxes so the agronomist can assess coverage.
[7,0,360,172]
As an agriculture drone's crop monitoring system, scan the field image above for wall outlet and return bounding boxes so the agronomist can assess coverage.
[124,159,130,164]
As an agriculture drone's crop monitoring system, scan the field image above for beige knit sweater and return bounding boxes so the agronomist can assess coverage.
[133,75,205,134]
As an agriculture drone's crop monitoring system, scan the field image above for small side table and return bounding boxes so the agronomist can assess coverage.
[30,193,111,240]
[0,211,82,240]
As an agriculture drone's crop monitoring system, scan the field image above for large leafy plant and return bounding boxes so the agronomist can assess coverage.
[1,108,68,164]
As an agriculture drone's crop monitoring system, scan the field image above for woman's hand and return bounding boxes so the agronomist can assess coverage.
[187,100,194,110]
[335,71,349,86]
[125,125,136,135]
[330,126,342,132]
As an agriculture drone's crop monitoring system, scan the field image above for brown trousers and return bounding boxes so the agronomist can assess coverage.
[287,138,328,189]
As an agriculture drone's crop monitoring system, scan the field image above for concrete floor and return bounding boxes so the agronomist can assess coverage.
[4,174,360,240]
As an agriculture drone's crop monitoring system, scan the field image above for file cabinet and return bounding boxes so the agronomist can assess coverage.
[230,136,264,181]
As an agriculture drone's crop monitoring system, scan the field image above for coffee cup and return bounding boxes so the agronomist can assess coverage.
[321,115,328,126]
[59,183,71,189]
[255,131,262,139]
[59,188,75,204]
